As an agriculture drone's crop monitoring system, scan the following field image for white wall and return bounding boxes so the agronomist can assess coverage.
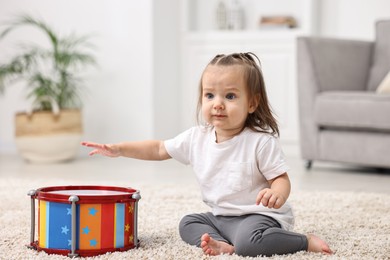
[318,0,390,40]
[0,0,181,154]
[152,0,181,140]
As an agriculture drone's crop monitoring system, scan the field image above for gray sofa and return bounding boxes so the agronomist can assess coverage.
[297,20,390,169]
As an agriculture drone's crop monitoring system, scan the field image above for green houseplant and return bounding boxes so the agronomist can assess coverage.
[0,14,96,163]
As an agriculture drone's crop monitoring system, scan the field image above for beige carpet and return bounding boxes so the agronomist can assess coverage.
[1,178,389,260]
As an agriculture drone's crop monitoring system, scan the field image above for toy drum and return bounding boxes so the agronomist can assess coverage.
[27,185,141,257]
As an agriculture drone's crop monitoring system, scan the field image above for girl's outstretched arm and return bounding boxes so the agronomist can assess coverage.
[81,140,171,161]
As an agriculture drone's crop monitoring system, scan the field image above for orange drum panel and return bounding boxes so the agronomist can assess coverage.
[78,202,135,249]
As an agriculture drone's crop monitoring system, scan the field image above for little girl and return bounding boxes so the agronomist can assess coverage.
[82,52,332,257]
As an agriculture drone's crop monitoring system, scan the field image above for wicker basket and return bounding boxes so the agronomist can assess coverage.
[14,109,82,163]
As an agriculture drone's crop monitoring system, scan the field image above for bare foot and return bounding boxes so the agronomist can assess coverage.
[200,233,234,256]
[307,234,333,255]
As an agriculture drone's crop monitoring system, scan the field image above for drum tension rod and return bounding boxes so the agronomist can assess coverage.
[68,195,79,258]
[27,189,37,250]
[132,191,141,247]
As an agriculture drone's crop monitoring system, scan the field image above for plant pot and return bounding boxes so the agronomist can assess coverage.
[14,109,82,163]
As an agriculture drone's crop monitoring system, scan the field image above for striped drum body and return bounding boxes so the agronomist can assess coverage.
[28,186,140,257]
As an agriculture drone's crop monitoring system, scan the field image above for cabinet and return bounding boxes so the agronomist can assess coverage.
[179,0,318,143]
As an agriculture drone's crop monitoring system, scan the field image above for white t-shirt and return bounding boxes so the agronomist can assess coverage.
[164,126,294,230]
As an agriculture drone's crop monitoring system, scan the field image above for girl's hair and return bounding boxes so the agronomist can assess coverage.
[196,52,279,137]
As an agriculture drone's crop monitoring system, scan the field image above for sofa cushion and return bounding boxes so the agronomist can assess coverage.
[367,20,390,91]
[315,91,390,131]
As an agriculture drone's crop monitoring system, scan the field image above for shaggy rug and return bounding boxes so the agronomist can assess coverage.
[0,178,389,260]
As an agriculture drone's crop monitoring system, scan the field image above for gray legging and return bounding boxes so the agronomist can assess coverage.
[179,212,308,257]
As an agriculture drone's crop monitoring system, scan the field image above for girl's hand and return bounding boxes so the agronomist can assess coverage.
[81,141,121,157]
[255,188,286,209]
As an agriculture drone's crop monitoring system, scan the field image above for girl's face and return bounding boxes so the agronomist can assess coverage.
[201,65,257,141]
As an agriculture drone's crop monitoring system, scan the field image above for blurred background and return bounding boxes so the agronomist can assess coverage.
[0,0,389,157]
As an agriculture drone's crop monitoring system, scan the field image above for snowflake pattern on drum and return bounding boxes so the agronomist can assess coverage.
[38,200,135,250]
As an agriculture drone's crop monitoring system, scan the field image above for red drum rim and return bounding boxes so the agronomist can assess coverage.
[30,241,140,257]
[35,185,139,204]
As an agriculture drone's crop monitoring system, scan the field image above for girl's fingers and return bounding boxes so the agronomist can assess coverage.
[82,141,118,157]
[256,188,285,209]
[256,189,266,205]
[82,141,103,148]
[273,198,282,209]
[267,194,277,208]
[88,149,101,156]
